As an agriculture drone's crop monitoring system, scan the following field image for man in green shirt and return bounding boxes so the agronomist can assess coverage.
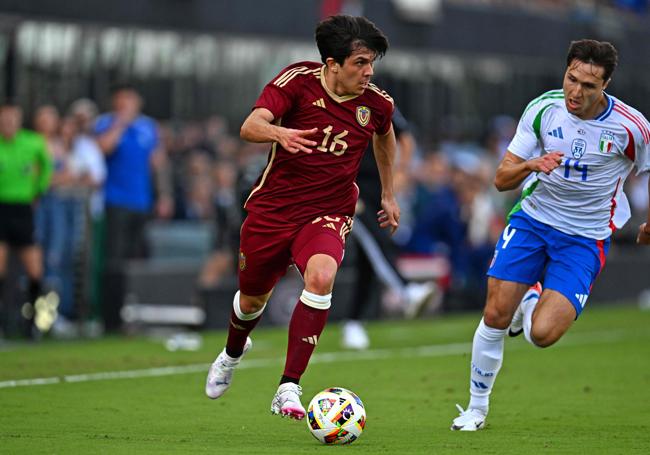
[0,103,53,337]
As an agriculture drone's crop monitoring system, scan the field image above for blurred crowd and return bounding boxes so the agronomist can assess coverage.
[448,0,649,15]
[1,86,647,340]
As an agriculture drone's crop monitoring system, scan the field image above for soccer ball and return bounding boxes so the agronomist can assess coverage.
[306,387,366,445]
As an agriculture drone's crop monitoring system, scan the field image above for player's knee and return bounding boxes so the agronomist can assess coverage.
[530,324,562,348]
[482,306,511,330]
[239,293,267,314]
[304,268,336,295]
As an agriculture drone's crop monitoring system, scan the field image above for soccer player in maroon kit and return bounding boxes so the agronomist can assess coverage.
[205,15,399,420]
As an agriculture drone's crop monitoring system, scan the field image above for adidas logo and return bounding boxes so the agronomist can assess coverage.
[312,98,325,108]
[324,222,336,231]
[301,335,319,345]
[548,127,564,139]
[575,293,588,307]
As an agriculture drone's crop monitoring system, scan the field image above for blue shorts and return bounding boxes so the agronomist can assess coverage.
[487,211,609,317]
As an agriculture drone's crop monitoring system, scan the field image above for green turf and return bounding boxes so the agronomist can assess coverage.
[1,304,649,454]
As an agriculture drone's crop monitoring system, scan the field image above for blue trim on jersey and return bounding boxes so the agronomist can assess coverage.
[595,93,614,121]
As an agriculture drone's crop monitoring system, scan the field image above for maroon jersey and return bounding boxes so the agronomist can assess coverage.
[244,61,394,225]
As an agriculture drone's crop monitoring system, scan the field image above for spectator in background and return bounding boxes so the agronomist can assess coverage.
[0,103,53,337]
[406,150,466,285]
[69,98,99,136]
[68,99,105,330]
[197,160,241,290]
[342,107,437,350]
[33,105,79,331]
[49,115,106,337]
[94,83,173,332]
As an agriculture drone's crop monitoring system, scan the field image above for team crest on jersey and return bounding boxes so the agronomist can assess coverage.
[571,138,587,159]
[356,106,371,127]
[239,250,246,271]
[598,130,615,153]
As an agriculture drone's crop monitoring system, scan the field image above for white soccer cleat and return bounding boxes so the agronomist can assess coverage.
[270,382,306,420]
[342,320,370,350]
[205,337,252,399]
[404,281,438,319]
[509,282,542,337]
[450,404,487,431]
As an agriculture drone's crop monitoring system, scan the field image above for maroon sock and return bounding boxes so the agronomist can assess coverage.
[283,300,329,381]
[225,309,262,358]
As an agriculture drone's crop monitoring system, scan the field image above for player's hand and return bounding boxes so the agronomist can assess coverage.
[636,222,650,245]
[278,127,318,154]
[378,197,400,235]
[528,151,564,174]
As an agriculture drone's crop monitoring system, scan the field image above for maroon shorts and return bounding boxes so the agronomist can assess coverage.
[238,212,353,296]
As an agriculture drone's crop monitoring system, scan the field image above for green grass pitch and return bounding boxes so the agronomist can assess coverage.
[1,304,649,454]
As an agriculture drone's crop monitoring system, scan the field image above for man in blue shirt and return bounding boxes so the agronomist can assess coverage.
[95,83,172,331]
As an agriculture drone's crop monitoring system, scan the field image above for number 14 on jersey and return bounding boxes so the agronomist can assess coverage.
[563,158,589,181]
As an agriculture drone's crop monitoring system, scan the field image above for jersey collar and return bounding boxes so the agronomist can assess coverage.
[319,65,361,103]
[594,92,614,121]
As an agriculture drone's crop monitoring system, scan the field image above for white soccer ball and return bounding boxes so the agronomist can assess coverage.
[306,387,366,445]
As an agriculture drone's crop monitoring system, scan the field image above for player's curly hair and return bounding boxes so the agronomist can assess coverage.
[315,15,389,65]
[566,39,618,81]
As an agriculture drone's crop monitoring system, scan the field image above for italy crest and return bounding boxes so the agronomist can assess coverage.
[599,130,615,153]
[356,106,370,127]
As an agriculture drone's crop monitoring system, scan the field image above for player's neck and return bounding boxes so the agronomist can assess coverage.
[323,67,351,97]
[579,93,608,120]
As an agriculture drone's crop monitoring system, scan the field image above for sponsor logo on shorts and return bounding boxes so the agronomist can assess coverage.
[575,293,589,307]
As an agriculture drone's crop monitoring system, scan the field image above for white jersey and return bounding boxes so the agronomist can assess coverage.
[508,90,650,240]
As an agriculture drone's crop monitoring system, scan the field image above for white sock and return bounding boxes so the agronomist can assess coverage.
[522,293,540,346]
[468,318,507,414]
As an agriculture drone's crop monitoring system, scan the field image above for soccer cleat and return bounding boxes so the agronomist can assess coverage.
[271,382,306,420]
[403,281,438,319]
[341,320,370,350]
[509,282,542,337]
[450,404,487,431]
[205,337,252,399]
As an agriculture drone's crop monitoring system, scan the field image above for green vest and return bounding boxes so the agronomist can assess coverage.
[0,129,53,203]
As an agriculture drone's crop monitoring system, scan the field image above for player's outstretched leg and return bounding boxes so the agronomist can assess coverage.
[205,336,252,399]
[206,291,265,399]
[451,318,506,431]
[509,282,542,337]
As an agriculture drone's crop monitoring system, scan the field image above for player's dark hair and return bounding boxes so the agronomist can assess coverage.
[315,15,388,65]
[566,39,618,81]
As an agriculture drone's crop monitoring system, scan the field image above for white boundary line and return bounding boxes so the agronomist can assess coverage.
[0,329,628,390]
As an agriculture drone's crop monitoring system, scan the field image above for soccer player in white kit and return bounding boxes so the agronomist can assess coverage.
[451,39,650,431]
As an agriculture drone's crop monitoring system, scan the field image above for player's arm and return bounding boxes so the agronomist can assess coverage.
[96,116,130,156]
[372,125,400,234]
[637,176,650,245]
[494,150,564,191]
[240,107,317,154]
